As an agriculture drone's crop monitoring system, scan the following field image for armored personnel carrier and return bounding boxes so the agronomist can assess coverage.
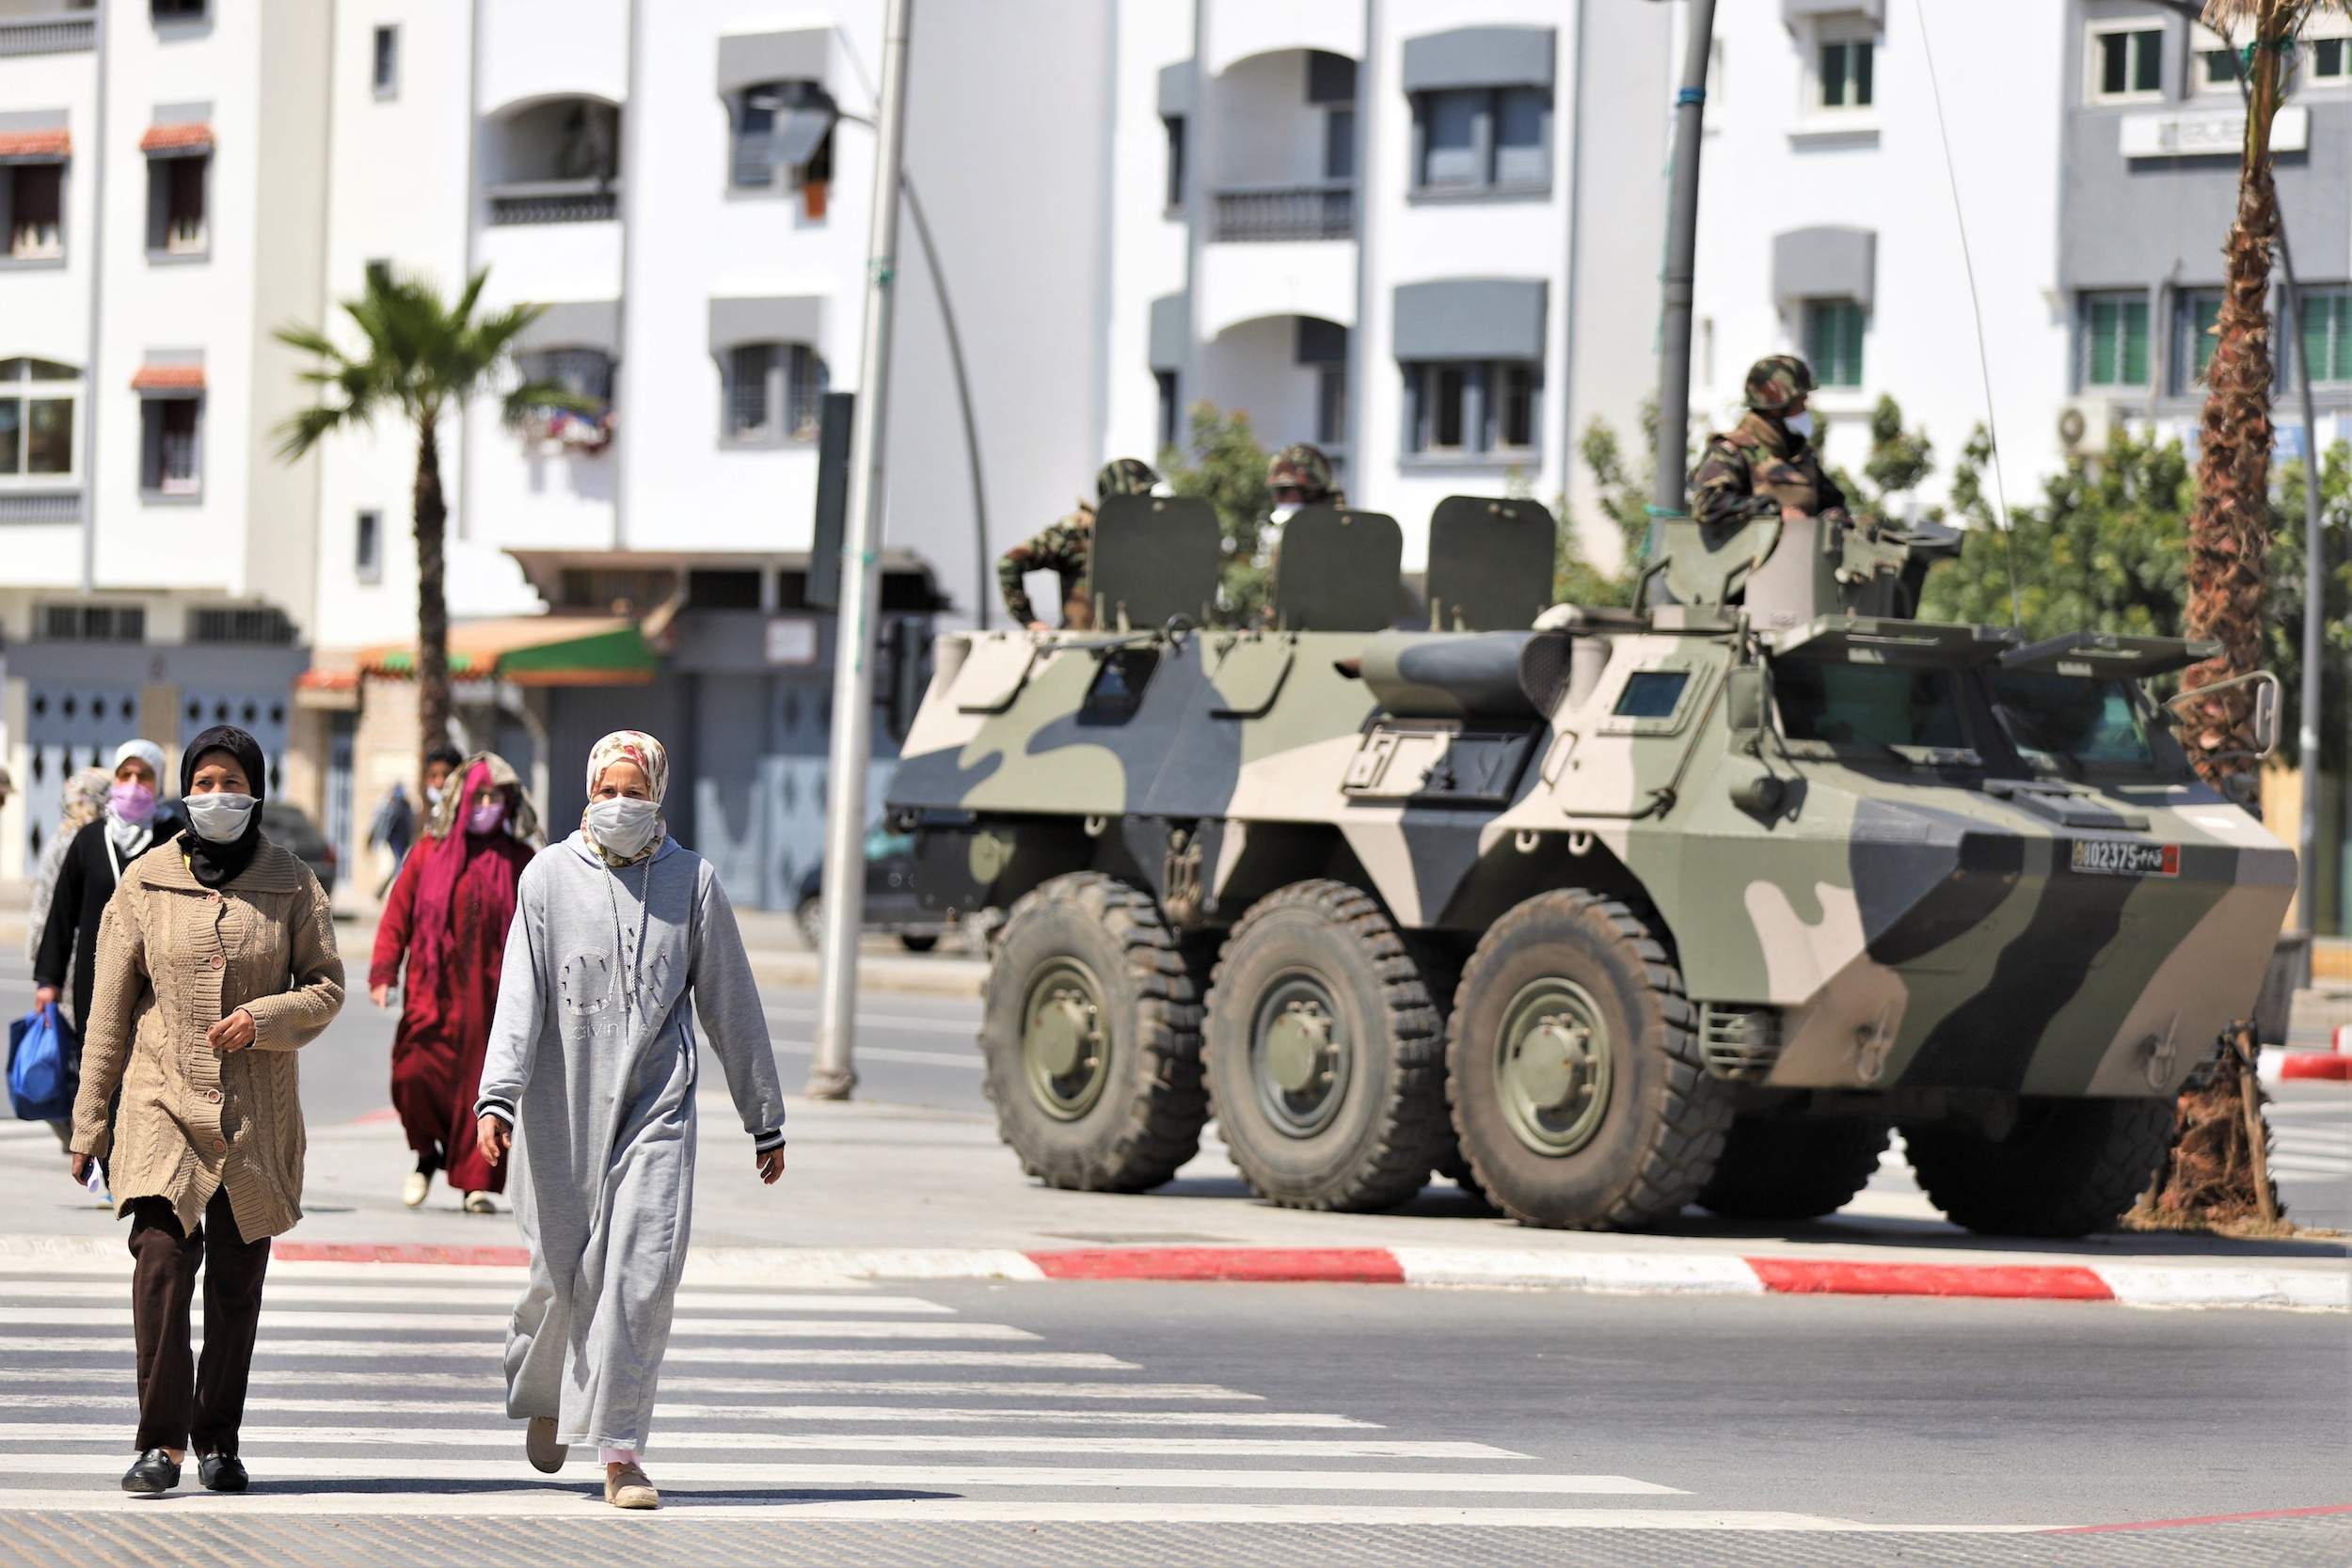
[884,495,2294,1237]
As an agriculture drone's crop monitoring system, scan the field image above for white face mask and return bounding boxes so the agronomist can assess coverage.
[1268,504,1299,527]
[424,784,444,807]
[185,792,259,844]
[585,796,660,858]
[1786,411,1816,440]
[1149,480,1176,498]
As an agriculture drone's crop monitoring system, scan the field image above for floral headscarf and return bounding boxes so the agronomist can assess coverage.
[581,730,668,867]
[421,750,540,843]
[59,767,112,832]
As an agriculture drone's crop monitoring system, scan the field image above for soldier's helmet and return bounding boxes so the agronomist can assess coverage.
[1266,443,1336,503]
[1095,457,1162,503]
[1742,355,1817,415]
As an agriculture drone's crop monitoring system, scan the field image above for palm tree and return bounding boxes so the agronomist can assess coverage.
[274,269,594,773]
[2145,0,2345,1230]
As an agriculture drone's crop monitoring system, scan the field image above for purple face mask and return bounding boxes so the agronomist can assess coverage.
[466,800,506,836]
[110,781,157,825]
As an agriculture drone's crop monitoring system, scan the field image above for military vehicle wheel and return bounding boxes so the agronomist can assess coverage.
[1697,1113,1891,1221]
[1447,890,1729,1230]
[980,873,1207,1192]
[1203,880,1451,1212]
[1899,1098,2173,1239]
[898,933,940,953]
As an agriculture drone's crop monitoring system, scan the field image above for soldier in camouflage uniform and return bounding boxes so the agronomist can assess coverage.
[998,457,1162,631]
[1688,355,1850,535]
[1266,443,1344,514]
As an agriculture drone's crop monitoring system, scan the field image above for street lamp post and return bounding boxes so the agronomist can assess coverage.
[806,0,914,1101]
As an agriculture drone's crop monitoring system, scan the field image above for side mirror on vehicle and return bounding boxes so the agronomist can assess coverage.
[2160,669,2281,763]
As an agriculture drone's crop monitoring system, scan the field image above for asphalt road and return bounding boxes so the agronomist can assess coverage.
[5,940,2346,1230]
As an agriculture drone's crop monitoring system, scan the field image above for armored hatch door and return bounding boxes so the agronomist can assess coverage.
[1273,506,1404,632]
[1997,631,2218,680]
[949,635,1039,714]
[1425,496,1556,630]
[1092,494,1222,630]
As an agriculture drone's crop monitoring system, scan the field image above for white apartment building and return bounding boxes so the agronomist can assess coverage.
[0,0,329,879]
[1103,0,1675,572]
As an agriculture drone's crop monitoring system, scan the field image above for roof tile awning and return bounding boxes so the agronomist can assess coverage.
[139,122,214,155]
[358,616,658,689]
[0,129,71,160]
[131,362,205,393]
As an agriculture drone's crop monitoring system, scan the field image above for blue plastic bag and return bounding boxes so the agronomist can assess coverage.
[8,1004,75,1122]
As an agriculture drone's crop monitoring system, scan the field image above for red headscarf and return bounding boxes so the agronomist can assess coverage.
[409,760,522,992]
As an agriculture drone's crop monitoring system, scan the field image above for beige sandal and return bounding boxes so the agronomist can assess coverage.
[525,1417,567,1475]
[605,1461,659,1510]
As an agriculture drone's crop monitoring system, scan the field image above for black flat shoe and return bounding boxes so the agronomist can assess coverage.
[121,1449,181,1496]
[198,1452,248,1493]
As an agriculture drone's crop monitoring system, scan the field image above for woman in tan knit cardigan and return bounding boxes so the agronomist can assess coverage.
[67,725,345,1497]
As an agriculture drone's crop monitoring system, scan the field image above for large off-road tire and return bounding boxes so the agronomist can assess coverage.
[1447,890,1730,1229]
[1697,1112,1892,1221]
[1899,1098,2173,1239]
[980,873,1207,1192]
[1203,880,1452,1212]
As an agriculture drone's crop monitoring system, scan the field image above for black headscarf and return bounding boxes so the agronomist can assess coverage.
[179,724,268,888]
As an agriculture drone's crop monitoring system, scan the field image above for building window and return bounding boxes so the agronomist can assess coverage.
[40,603,145,642]
[5,163,64,260]
[1154,370,1179,452]
[146,153,208,256]
[373,24,399,97]
[516,347,615,449]
[1804,298,1867,388]
[1324,106,1356,182]
[190,606,295,645]
[1412,87,1551,195]
[2083,293,2152,388]
[0,356,78,484]
[2314,35,2349,82]
[1162,115,1185,211]
[1818,38,1875,109]
[2174,290,2222,393]
[1404,360,1540,457]
[140,394,201,497]
[356,509,382,584]
[1315,364,1348,448]
[151,0,205,20]
[2197,41,2237,93]
[2090,24,2163,102]
[2301,287,2350,386]
[729,80,834,196]
[723,341,826,444]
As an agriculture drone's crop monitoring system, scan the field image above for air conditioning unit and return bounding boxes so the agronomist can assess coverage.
[2056,398,2117,458]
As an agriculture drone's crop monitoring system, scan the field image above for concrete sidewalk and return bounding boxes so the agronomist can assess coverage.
[8,1092,2342,1310]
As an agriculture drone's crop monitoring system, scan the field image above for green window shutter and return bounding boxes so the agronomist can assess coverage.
[2121,300,2150,386]
[1855,41,1874,107]
[2089,300,2119,386]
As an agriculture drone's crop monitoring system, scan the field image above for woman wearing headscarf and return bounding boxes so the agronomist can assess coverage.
[65,725,345,1497]
[25,766,109,963]
[369,752,536,1212]
[475,731,785,1511]
[35,741,176,1037]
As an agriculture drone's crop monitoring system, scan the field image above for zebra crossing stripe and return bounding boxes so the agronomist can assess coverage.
[0,1308,1035,1340]
[0,1367,1234,1399]
[0,1281,954,1313]
[3,1393,1375,1428]
[0,1338,1133,1369]
[0,1452,1677,1494]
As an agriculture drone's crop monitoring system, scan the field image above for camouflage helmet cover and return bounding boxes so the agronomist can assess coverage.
[1095,457,1162,503]
[1743,355,1816,414]
[1266,443,1336,500]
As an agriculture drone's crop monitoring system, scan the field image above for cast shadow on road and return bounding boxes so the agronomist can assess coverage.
[1144,1176,2347,1259]
[226,1479,955,1506]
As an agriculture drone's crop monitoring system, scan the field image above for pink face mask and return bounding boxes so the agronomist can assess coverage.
[110,781,157,825]
[466,800,506,836]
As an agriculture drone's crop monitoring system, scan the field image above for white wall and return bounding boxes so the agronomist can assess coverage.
[1099,0,1193,467]
[1689,3,2071,517]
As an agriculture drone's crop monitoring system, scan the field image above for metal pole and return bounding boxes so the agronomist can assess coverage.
[900,180,991,629]
[807,0,914,1100]
[1645,0,1717,570]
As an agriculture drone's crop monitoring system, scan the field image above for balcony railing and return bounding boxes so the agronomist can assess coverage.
[0,14,96,55]
[0,488,86,524]
[1211,182,1354,244]
[487,179,620,227]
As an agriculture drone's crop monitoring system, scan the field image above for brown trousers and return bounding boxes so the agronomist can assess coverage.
[126,1188,271,1455]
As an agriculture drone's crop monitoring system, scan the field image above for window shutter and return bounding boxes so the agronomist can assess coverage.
[2121,300,2150,386]
[2089,301,2119,384]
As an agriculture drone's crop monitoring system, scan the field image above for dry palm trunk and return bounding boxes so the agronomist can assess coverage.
[2154,2,2303,1223]
[413,415,453,777]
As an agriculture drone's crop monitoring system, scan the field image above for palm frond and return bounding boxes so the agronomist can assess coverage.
[501,378,603,429]
[2201,1,2352,28]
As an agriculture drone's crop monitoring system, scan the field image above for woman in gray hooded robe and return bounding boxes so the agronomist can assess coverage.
[476,730,786,1510]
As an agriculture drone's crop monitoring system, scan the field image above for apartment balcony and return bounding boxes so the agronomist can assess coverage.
[488,178,620,226]
[1211,182,1354,244]
[0,487,83,524]
[0,9,96,56]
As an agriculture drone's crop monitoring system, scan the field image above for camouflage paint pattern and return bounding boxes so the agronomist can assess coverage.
[1689,410,1849,532]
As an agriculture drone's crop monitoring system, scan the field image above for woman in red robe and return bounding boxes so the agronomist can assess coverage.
[369,752,537,1212]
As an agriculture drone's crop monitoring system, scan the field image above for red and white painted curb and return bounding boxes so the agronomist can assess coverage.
[1,1235,2337,1309]
[2261,1025,2352,1082]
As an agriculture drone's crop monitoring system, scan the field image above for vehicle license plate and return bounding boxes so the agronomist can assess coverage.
[2069,839,2180,878]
